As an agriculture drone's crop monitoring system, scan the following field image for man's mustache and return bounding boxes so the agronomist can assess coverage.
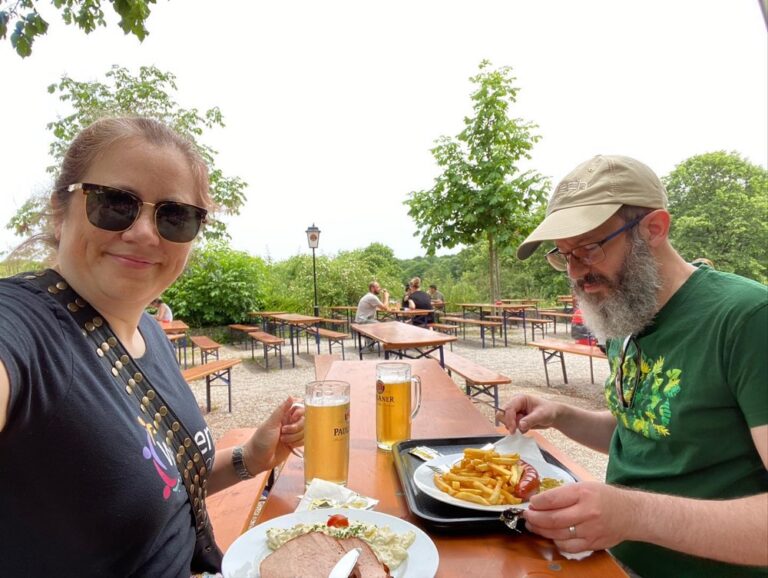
[574,272,613,290]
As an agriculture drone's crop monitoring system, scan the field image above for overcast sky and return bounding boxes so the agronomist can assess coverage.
[1,0,765,261]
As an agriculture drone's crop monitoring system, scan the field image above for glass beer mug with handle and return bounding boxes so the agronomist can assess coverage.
[375,362,422,451]
[304,380,351,486]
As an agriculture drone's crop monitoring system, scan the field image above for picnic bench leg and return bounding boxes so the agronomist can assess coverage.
[480,324,486,349]
[589,357,595,384]
[289,325,296,368]
[357,331,363,360]
[560,352,568,384]
[439,345,445,368]
[491,326,496,348]
[503,312,508,347]
[205,375,212,412]
[264,342,269,371]
[541,349,551,387]
[341,340,345,360]
[226,368,232,412]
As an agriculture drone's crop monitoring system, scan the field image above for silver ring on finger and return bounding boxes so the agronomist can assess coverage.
[569,525,577,539]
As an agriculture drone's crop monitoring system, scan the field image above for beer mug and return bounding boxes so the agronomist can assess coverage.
[304,380,351,486]
[376,362,422,451]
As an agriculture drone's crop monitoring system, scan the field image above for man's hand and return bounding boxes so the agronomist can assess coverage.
[497,394,560,434]
[524,481,634,553]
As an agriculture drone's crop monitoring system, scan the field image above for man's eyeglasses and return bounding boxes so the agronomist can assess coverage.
[68,183,207,244]
[614,334,642,409]
[545,216,643,271]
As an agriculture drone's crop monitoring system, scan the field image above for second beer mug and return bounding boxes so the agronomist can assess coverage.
[376,362,422,451]
[304,380,350,486]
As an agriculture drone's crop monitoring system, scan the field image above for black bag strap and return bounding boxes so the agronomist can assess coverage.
[19,269,213,533]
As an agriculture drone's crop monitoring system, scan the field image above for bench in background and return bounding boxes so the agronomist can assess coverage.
[306,327,349,359]
[189,335,221,365]
[429,350,511,424]
[182,358,242,412]
[248,331,284,370]
[441,316,502,348]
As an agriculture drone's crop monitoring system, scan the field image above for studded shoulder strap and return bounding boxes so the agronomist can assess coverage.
[18,269,212,533]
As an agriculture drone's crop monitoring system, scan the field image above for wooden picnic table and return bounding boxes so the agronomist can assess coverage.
[540,310,575,333]
[247,310,287,331]
[253,358,626,577]
[270,313,323,367]
[327,305,357,326]
[376,308,433,323]
[351,321,456,367]
[158,319,189,334]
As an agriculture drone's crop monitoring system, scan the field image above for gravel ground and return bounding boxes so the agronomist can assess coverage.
[186,323,611,480]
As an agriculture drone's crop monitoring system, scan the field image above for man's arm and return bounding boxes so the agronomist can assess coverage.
[375,290,389,310]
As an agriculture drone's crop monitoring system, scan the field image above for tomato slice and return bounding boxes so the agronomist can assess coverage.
[326,514,349,528]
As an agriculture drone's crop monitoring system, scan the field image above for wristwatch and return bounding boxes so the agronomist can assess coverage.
[231,445,255,480]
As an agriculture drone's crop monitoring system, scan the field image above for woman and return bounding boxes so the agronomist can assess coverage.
[151,296,174,322]
[0,117,304,576]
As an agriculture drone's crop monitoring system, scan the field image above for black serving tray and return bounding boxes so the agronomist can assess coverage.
[392,435,579,533]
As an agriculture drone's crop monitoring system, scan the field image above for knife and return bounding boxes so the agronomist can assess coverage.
[328,547,361,578]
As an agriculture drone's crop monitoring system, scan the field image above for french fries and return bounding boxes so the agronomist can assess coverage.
[432,448,525,506]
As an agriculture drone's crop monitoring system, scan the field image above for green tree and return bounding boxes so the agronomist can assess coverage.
[664,151,768,282]
[1,0,158,57]
[163,241,267,326]
[6,65,247,251]
[406,60,549,301]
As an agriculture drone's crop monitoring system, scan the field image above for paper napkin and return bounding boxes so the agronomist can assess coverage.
[296,478,379,512]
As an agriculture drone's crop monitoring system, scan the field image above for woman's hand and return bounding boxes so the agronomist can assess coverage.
[243,397,304,474]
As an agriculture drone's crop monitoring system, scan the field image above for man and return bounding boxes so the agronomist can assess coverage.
[355,281,389,323]
[428,284,445,310]
[499,155,767,577]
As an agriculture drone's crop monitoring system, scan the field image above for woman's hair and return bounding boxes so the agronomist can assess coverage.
[410,277,421,290]
[18,116,212,256]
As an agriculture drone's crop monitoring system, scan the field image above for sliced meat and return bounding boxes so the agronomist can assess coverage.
[260,531,346,578]
[339,537,392,578]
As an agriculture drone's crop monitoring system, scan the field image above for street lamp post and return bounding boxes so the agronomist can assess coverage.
[305,224,321,318]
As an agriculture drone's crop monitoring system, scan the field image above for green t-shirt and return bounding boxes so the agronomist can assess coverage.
[605,266,768,577]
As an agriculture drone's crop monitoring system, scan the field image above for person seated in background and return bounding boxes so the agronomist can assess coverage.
[428,284,445,310]
[355,281,389,323]
[406,277,434,327]
[400,284,412,309]
[150,297,173,322]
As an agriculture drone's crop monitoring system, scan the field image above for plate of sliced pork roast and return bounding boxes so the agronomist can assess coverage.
[223,508,439,578]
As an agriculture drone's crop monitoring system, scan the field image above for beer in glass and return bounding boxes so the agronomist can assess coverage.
[304,380,350,486]
[376,362,421,451]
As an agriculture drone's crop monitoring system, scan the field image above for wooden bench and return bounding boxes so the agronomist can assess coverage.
[248,331,284,370]
[319,317,348,328]
[428,350,511,423]
[189,335,221,365]
[306,327,349,359]
[427,323,459,351]
[529,339,607,386]
[207,428,272,552]
[167,332,188,367]
[539,311,574,334]
[228,324,259,348]
[182,358,242,412]
[442,316,502,348]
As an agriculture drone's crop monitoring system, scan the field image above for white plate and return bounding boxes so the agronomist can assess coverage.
[413,454,576,512]
[222,508,439,578]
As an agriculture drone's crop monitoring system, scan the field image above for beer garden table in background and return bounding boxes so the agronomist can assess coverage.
[376,308,433,323]
[159,320,189,366]
[254,359,627,577]
[351,321,456,367]
[270,313,322,367]
[159,319,189,334]
[328,305,358,329]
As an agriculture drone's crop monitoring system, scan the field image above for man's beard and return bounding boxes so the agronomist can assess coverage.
[571,236,661,342]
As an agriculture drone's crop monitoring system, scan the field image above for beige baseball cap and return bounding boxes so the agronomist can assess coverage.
[517,155,668,260]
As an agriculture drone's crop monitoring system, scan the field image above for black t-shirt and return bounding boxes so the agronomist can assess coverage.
[408,290,434,326]
[0,276,212,577]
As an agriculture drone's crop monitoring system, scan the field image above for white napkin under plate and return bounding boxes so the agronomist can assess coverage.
[493,433,594,560]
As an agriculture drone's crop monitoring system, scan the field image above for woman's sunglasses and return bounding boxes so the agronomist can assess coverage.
[67,183,207,243]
